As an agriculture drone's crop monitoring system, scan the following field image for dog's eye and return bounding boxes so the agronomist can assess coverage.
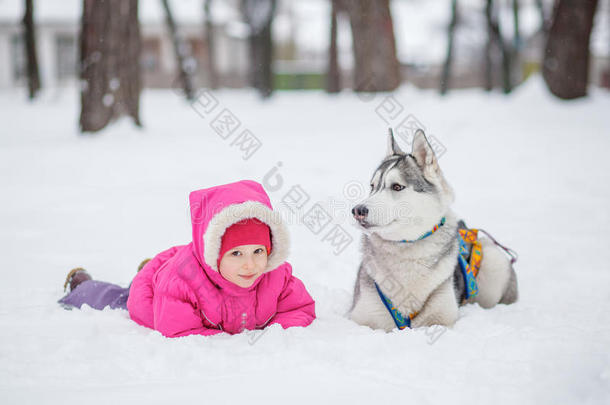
[392,183,405,191]
[370,183,374,191]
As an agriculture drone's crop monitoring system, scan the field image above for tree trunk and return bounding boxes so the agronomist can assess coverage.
[162,0,195,100]
[512,0,521,50]
[22,0,40,99]
[255,21,274,97]
[79,0,141,133]
[512,0,523,85]
[440,0,458,95]
[242,0,276,98]
[344,0,400,92]
[604,2,610,89]
[484,0,512,93]
[326,0,341,93]
[484,0,494,91]
[204,0,218,89]
[543,0,599,99]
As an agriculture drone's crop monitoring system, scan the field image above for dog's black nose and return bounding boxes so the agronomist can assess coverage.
[352,204,369,218]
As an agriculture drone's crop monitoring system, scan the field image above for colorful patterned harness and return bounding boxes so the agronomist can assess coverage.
[374,282,418,329]
[374,219,486,330]
[399,217,446,243]
[458,228,482,301]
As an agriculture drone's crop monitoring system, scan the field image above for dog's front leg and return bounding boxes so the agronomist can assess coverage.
[410,279,458,328]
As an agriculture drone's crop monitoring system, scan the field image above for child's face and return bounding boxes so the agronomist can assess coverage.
[218,244,268,288]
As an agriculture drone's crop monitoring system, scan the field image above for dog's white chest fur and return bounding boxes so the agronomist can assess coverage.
[350,213,460,330]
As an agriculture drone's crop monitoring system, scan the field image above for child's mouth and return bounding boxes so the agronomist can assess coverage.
[239,274,258,280]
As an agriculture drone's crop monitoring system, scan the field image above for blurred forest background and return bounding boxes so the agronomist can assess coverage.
[1,0,608,132]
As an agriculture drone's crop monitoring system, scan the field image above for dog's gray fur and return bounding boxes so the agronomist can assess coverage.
[349,129,518,330]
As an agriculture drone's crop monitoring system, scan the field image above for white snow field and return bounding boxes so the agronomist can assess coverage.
[1,77,609,404]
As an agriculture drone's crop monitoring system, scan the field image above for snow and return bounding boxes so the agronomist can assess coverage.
[108,78,120,92]
[1,77,610,404]
[102,93,114,107]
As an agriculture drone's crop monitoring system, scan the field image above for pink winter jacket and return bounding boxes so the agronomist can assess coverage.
[126,180,316,337]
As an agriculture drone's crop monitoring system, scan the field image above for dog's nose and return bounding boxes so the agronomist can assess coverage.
[352,204,369,219]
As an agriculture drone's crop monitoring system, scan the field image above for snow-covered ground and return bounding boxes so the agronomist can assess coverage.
[1,78,609,404]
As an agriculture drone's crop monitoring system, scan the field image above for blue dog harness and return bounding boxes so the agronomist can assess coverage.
[374,283,417,329]
[374,217,486,329]
[399,217,446,243]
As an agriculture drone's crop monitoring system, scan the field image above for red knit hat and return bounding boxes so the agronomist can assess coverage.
[217,218,272,268]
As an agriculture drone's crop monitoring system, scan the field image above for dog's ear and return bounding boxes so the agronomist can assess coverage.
[411,129,440,178]
[386,128,404,157]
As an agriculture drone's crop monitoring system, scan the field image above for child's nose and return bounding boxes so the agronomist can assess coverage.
[243,255,255,270]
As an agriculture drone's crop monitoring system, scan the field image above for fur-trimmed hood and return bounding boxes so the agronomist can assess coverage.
[189,180,290,274]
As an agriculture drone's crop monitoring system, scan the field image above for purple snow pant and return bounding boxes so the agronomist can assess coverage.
[58,280,130,310]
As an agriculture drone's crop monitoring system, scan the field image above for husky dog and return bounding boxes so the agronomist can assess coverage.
[349,129,518,330]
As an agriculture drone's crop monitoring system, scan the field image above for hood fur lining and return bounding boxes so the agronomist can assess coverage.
[203,201,290,272]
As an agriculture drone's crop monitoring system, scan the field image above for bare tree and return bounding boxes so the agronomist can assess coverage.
[604,1,610,89]
[79,0,141,133]
[543,0,599,99]
[343,0,400,92]
[242,0,277,98]
[326,0,341,93]
[23,0,40,99]
[162,0,195,100]
[440,0,458,95]
[203,0,219,89]
[484,0,512,93]
[512,0,521,50]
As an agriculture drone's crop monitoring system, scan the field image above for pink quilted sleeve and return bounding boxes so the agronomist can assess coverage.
[152,267,222,338]
[269,271,316,329]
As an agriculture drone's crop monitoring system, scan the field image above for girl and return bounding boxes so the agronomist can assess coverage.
[58,180,316,337]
